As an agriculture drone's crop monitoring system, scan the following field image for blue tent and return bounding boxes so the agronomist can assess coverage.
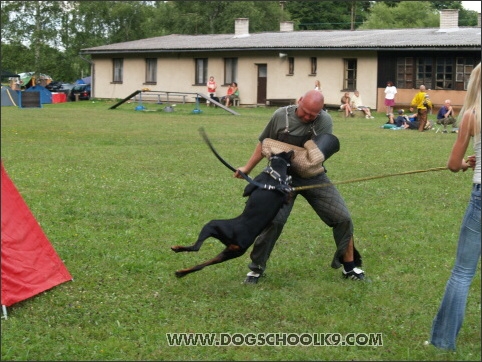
[25,85,52,104]
[1,86,19,106]
[75,76,91,85]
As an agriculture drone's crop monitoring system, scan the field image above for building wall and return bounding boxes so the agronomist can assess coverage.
[91,51,379,108]
[88,11,479,110]
[376,88,467,113]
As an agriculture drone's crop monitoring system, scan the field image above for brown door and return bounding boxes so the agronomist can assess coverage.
[257,64,267,104]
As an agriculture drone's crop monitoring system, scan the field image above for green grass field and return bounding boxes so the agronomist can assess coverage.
[1,100,480,361]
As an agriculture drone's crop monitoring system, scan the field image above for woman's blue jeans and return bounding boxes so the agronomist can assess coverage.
[430,183,481,350]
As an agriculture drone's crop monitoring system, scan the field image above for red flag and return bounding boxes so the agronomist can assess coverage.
[1,162,72,307]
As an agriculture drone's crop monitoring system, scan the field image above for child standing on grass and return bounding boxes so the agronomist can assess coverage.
[206,76,218,106]
[384,81,397,115]
[426,62,480,351]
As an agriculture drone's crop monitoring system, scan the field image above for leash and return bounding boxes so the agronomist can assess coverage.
[292,166,448,192]
[199,127,291,193]
[199,127,237,173]
[199,127,448,193]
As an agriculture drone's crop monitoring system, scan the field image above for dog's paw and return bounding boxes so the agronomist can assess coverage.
[171,246,184,253]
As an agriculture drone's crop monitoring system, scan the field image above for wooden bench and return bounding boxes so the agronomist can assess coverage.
[266,98,296,106]
[324,103,337,109]
[214,96,240,107]
[134,92,188,104]
[163,92,188,104]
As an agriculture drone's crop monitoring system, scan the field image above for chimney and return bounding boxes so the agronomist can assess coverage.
[280,21,294,32]
[234,18,249,37]
[440,9,459,29]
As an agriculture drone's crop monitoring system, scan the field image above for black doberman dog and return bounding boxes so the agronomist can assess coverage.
[171,151,294,278]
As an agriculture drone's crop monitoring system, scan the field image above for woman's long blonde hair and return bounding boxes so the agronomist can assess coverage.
[458,62,481,143]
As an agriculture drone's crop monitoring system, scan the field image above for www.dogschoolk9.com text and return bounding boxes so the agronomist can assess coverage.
[166,332,383,347]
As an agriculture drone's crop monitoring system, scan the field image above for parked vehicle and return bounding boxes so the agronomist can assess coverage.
[69,84,91,101]
[45,81,63,92]
[61,83,76,92]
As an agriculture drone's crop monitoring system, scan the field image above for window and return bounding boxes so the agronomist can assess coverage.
[113,58,123,83]
[456,57,475,90]
[395,56,478,90]
[310,57,317,75]
[343,59,357,90]
[195,58,208,85]
[145,58,157,84]
[416,57,433,89]
[394,56,480,90]
[396,57,413,89]
[224,58,238,84]
[288,57,294,75]
[435,57,453,89]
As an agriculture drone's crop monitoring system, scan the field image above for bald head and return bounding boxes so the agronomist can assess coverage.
[300,89,325,111]
[296,90,325,122]
[420,85,426,91]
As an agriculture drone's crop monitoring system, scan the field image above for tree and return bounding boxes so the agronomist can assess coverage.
[358,1,439,29]
[360,1,478,29]
[8,0,476,83]
[413,0,478,26]
[157,1,285,35]
[1,1,64,75]
[104,1,158,43]
[1,1,168,81]
[285,0,372,30]
[0,42,34,75]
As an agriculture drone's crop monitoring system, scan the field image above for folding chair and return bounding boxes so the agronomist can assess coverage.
[435,116,457,133]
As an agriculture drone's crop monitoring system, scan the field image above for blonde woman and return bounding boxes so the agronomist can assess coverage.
[427,62,480,351]
[314,80,321,91]
[340,92,353,117]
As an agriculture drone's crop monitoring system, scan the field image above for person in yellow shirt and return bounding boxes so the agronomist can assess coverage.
[409,85,432,132]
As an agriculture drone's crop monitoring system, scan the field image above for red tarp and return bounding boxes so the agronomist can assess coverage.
[1,162,72,307]
[51,92,67,104]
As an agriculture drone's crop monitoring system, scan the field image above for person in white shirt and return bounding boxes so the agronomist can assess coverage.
[314,80,321,91]
[351,90,374,119]
[384,81,397,115]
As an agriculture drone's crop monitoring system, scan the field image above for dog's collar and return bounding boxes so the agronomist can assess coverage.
[265,166,281,180]
[263,166,292,187]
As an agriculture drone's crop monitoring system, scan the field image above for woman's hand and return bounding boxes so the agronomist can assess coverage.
[465,155,476,171]
[234,166,249,179]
